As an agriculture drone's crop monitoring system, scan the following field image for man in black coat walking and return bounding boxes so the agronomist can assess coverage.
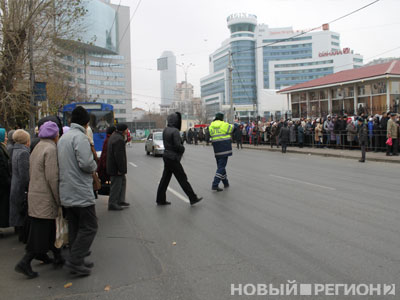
[106,123,129,210]
[156,112,202,206]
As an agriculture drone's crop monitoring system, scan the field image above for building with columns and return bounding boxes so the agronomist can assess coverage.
[278,60,400,118]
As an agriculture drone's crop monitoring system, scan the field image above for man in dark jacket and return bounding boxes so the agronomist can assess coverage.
[233,124,243,149]
[106,123,129,210]
[357,117,368,162]
[156,112,202,206]
[278,122,290,153]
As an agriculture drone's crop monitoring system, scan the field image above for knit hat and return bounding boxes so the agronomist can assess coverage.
[116,123,128,132]
[0,128,5,143]
[71,106,90,126]
[106,126,116,135]
[39,121,59,139]
[215,112,224,121]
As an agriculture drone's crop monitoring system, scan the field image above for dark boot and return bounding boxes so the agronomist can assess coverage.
[15,253,38,279]
[35,253,53,264]
[52,250,65,268]
[64,260,91,276]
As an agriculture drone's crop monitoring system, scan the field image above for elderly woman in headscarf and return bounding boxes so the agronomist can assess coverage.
[15,121,63,279]
[0,128,11,229]
[9,130,31,242]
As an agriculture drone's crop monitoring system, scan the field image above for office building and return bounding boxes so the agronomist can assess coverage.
[200,13,363,121]
[57,0,132,122]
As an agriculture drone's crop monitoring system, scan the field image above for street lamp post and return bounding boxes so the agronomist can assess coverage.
[176,63,194,130]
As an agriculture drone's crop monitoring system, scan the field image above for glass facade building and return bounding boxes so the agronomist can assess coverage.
[201,14,363,121]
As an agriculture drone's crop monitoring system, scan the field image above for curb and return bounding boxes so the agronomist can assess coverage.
[241,146,400,164]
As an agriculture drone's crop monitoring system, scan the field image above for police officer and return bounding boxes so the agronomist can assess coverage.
[209,112,233,191]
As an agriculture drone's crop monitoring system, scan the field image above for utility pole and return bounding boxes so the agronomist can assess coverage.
[228,50,234,123]
[28,0,35,134]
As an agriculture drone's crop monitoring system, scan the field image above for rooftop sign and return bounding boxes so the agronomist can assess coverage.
[319,48,351,57]
[227,13,257,22]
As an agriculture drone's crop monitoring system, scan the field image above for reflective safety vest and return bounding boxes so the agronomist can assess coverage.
[209,120,233,157]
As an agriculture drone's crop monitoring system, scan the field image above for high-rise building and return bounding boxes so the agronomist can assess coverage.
[158,51,177,113]
[57,0,132,122]
[200,13,363,121]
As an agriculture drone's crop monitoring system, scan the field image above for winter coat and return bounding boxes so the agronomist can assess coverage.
[328,121,336,141]
[9,144,30,227]
[163,112,185,161]
[297,126,305,144]
[279,127,290,143]
[289,125,296,143]
[368,121,374,138]
[233,125,243,140]
[0,143,11,228]
[387,118,398,139]
[358,123,368,144]
[314,124,323,141]
[58,123,97,208]
[209,119,233,158]
[106,131,127,176]
[346,123,357,142]
[28,139,60,220]
[98,134,112,182]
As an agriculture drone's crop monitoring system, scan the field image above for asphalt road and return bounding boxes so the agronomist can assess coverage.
[0,144,399,300]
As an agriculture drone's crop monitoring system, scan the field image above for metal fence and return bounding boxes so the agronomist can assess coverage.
[238,131,397,152]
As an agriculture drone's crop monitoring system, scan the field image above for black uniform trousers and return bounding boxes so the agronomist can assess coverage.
[156,157,197,203]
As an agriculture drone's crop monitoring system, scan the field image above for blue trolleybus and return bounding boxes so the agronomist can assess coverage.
[62,102,114,151]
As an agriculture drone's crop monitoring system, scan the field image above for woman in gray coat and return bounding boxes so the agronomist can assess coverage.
[9,130,30,242]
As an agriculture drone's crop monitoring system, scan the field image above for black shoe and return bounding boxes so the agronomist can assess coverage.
[223,183,230,188]
[386,153,393,156]
[64,260,91,276]
[190,197,203,206]
[359,160,365,163]
[108,204,123,211]
[119,202,130,207]
[157,201,171,206]
[212,187,223,192]
[35,253,53,264]
[53,255,65,268]
[83,259,94,269]
[15,261,38,279]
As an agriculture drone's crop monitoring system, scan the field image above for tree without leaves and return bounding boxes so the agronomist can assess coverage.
[0,0,87,129]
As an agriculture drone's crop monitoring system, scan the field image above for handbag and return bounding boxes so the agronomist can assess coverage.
[386,137,393,146]
[92,172,101,191]
[55,207,68,248]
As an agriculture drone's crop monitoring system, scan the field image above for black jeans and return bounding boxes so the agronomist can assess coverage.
[65,205,98,265]
[156,157,197,203]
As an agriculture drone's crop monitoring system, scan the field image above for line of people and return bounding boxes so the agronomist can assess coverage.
[231,112,399,156]
[0,107,133,279]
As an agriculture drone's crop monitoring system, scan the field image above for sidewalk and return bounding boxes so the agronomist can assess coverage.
[241,144,400,164]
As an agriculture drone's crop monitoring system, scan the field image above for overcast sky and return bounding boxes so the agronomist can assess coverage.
[112,0,400,109]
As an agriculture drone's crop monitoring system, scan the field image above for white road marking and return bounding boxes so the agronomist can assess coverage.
[129,162,138,167]
[167,187,190,203]
[269,174,336,191]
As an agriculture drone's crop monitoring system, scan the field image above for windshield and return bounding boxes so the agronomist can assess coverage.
[153,132,163,140]
[63,110,113,133]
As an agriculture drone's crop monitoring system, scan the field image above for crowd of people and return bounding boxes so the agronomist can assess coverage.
[0,106,131,279]
[231,112,399,156]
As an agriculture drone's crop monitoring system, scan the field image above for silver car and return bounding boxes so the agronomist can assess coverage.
[145,132,164,156]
